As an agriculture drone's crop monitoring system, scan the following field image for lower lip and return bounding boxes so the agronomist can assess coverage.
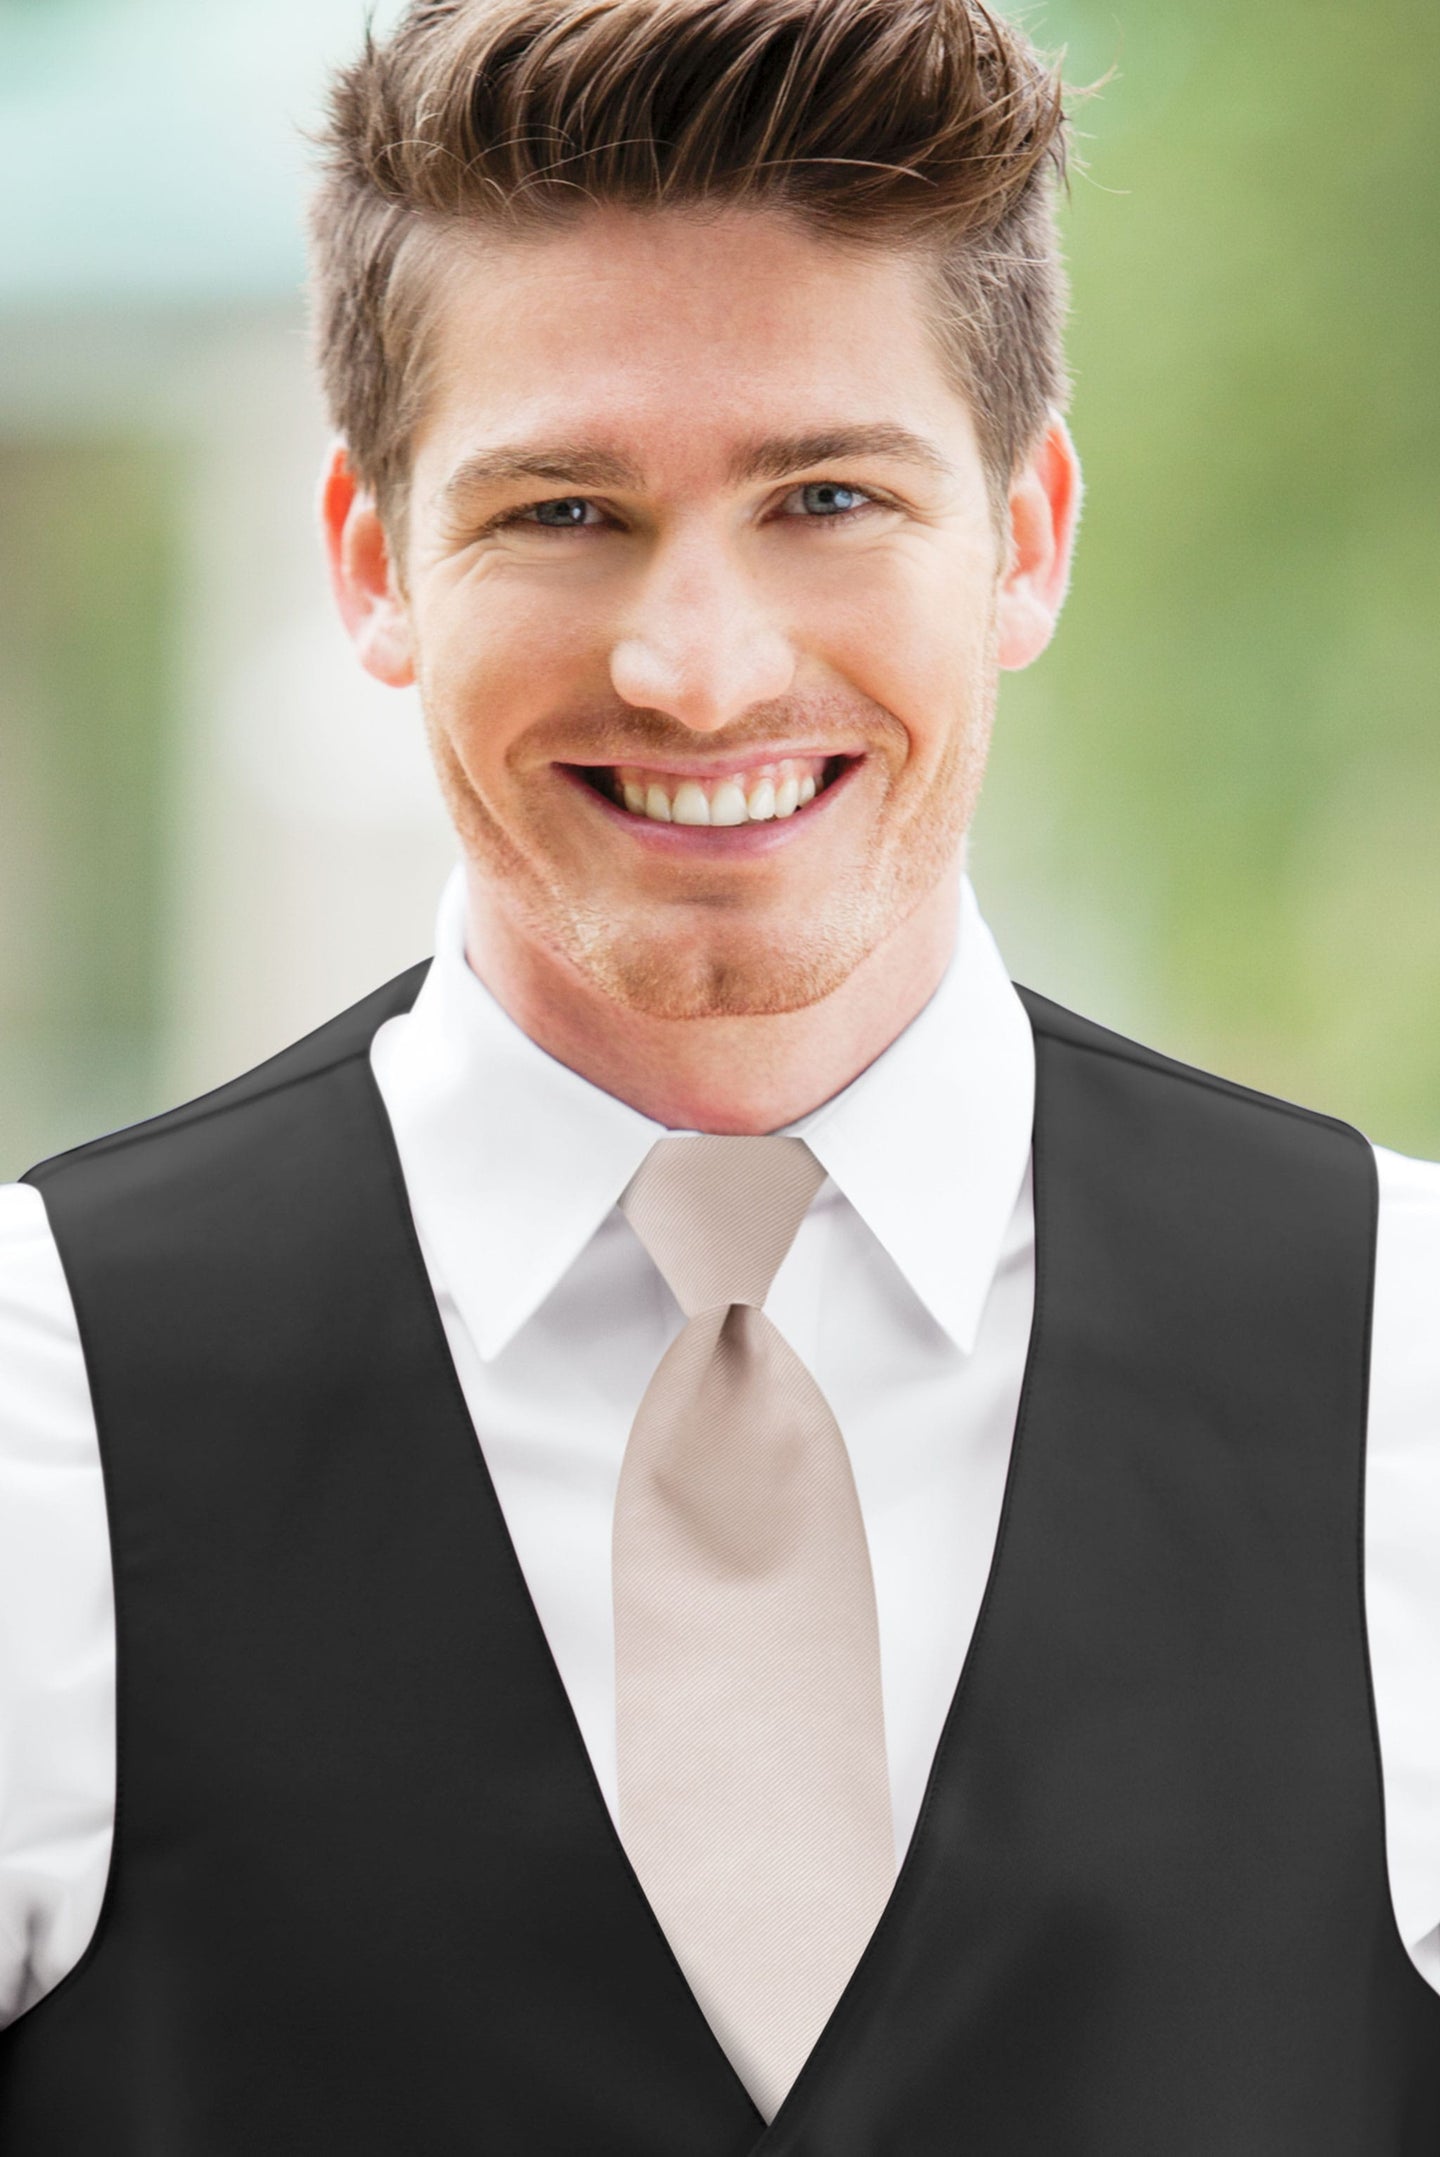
[558,758,864,854]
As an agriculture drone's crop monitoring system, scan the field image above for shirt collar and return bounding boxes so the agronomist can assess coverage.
[782,874,1034,1353]
[371,866,666,1361]
[372,863,1034,1360]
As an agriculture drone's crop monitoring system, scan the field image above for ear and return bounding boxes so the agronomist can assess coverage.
[319,443,416,689]
[995,413,1083,671]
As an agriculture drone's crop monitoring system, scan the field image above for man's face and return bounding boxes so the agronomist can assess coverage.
[355,206,1065,1019]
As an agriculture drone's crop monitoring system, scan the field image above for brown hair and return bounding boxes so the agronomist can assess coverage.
[309,0,1086,544]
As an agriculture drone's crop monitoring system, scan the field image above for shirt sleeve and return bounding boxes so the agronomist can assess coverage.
[1368,1143,1440,1990]
[0,1181,114,2027]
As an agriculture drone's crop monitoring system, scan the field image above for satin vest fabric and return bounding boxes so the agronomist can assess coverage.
[2,969,1437,2153]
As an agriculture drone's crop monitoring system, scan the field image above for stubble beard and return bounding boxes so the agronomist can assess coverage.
[423,679,995,1024]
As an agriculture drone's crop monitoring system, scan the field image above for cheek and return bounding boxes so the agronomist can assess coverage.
[415,583,588,774]
[821,574,993,774]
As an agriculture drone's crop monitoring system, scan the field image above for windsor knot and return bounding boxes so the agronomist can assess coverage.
[619,1135,826,1316]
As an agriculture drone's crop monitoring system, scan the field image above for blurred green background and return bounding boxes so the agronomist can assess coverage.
[1,0,1436,1179]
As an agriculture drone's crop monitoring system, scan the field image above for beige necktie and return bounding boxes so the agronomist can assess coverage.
[614,1135,895,2120]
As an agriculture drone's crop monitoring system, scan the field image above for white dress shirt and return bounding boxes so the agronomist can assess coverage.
[2,866,1438,2051]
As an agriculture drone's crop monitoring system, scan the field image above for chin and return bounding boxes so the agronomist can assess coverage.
[567,907,885,1022]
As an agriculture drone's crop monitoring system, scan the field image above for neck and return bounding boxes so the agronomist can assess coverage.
[461,865,963,1134]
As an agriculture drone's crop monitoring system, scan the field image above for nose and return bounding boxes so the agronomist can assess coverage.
[608,527,797,733]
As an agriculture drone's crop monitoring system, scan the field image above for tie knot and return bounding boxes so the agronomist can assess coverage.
[619,1135,826,1316]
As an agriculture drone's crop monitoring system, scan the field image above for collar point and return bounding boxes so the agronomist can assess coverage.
[937,1314,982,1359]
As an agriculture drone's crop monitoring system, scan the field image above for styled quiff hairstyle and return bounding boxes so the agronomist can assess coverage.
[309,0,1079,542]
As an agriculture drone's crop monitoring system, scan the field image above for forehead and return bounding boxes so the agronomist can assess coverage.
[409,203,978,482]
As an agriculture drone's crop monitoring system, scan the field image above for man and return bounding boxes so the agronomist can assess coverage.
[0,0,1437,2146]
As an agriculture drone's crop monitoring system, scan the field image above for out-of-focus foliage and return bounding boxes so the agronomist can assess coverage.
[979,0,1439,1151]
[0,443,179,1172]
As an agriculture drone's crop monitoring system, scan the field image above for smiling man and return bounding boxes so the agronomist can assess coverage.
[324,196,1070,1128]
[1,0,1438,2150]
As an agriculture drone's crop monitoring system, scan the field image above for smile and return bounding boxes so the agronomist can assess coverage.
[570,754,853,828]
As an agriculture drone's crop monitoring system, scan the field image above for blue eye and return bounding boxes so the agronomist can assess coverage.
[525,497,595,527]
[794,482,871,516]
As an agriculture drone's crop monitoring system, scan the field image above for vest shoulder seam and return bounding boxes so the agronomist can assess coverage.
[22,960,430,1186]
[23,1046,377,1184]
[1016,985,1369,1153]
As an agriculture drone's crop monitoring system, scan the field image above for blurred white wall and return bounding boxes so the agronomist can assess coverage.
[149,308,456,1103]
[1,0,455,1165]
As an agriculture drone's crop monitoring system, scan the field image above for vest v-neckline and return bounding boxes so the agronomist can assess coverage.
[358,1015,1049,2153]
[18,963,1434,2150]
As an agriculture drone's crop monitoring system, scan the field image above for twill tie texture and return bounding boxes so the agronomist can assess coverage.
[614,1135,895,2121]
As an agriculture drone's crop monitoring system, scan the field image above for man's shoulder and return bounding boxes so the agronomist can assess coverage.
[1015,982,1375,1156]
[1374,1141,1440,1204]
[22,960,431,1194]
[1017,988,1440,1291]
[1374,1142,1440,1276]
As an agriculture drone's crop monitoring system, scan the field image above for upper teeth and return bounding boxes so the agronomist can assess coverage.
[610,760,826,826]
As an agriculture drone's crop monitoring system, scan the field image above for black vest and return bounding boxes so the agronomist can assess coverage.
[2,971,1437,2153]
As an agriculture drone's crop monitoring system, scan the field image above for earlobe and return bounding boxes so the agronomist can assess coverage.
[319,443,417,690]
[995,414,1083,672]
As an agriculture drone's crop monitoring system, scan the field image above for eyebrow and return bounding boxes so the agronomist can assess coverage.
[438,423,954,509]
[439,444,637,508]
[735,425,954,485]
